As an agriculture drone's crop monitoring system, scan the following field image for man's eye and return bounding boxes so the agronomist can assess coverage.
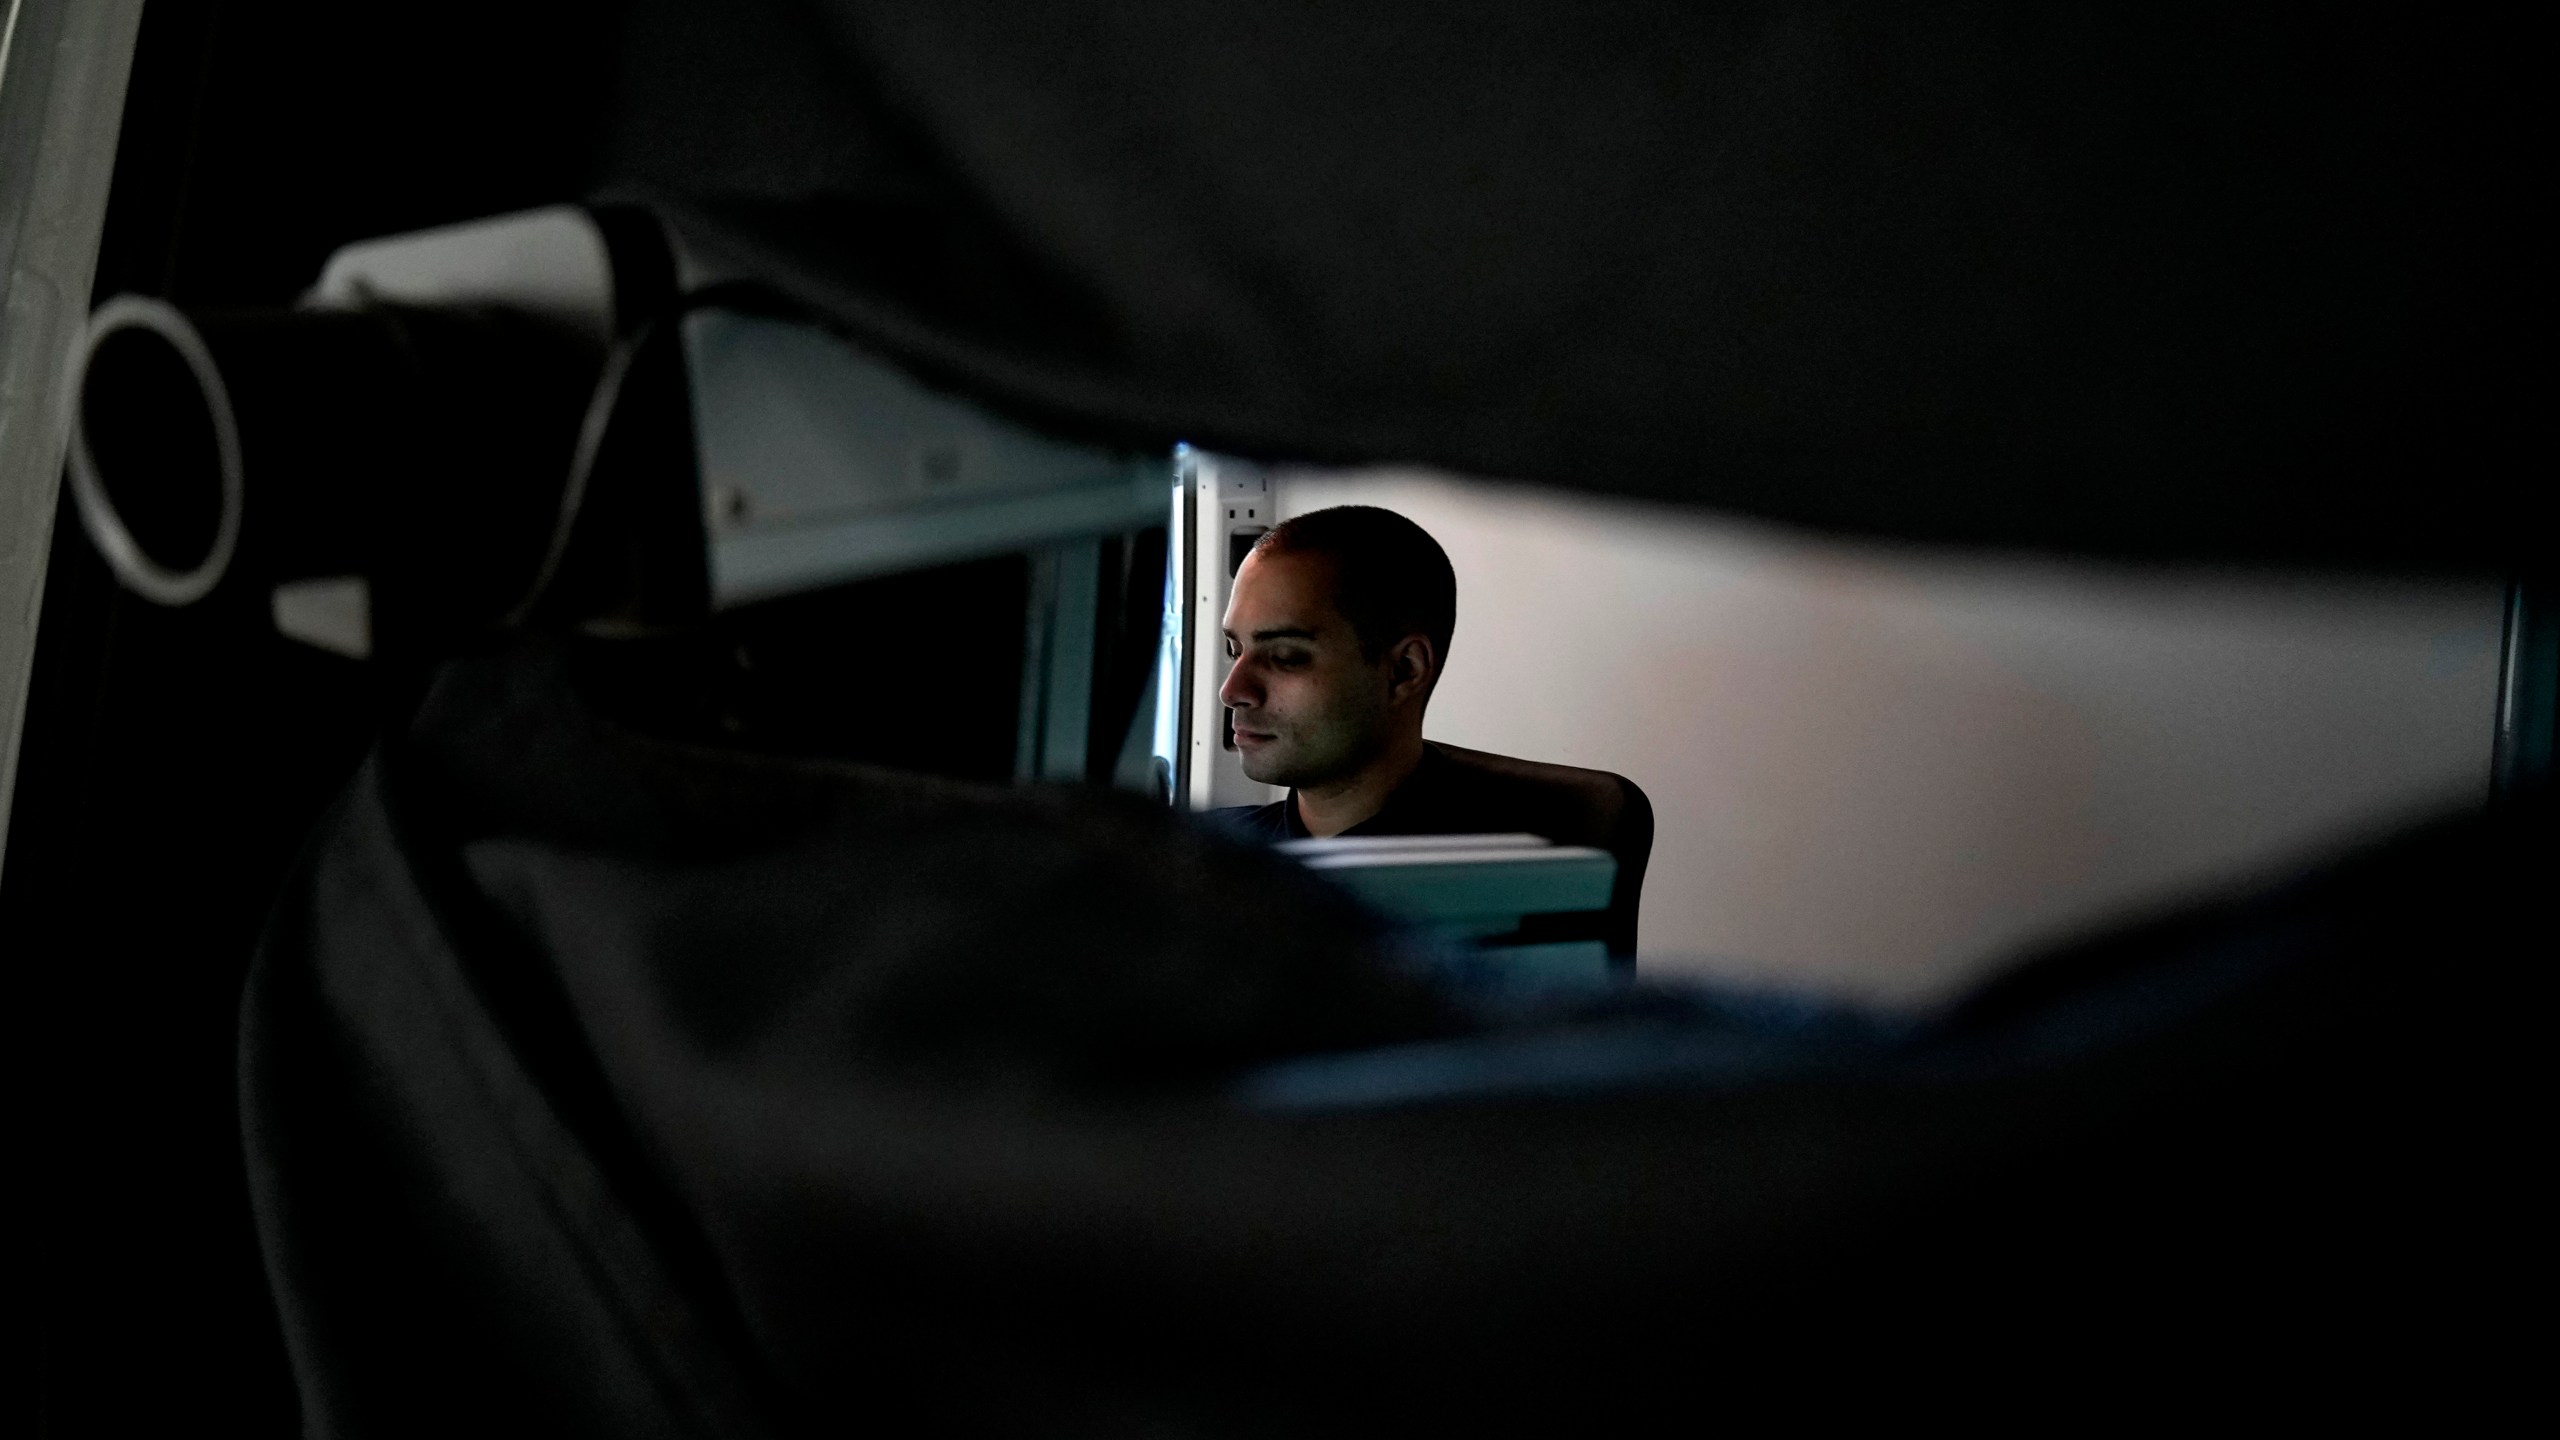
[1271,651,1311,667]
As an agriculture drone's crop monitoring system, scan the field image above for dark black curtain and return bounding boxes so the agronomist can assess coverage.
[599,2,2547,572]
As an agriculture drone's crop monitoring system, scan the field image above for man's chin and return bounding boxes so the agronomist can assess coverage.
[1236,742,1305,788]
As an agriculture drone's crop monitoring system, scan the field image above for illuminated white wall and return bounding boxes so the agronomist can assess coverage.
[1276,469,2502,1004]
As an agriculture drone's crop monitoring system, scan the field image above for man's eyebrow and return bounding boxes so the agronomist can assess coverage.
[1250,626,1320,642]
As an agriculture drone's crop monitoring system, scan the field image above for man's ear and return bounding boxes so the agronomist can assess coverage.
[1384,633,1437,708]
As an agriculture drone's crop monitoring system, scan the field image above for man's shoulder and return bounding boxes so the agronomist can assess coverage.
[1340,745,1505,837]
[1407,741,1640,849]
[1202,800,1294,842]
[1352,742,1595,837]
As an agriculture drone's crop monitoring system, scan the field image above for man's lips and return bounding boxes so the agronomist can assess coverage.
[1232,725,1276,746]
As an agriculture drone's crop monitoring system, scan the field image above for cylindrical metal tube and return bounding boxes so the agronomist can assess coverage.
[68,295,595,649]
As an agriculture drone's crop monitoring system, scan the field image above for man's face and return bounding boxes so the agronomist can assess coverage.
[1219,549,1396,788]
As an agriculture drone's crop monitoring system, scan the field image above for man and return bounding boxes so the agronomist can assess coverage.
[1215,505,1547,841]
[1210,506,1653,950]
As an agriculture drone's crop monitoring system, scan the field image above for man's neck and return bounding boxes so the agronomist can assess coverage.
[1293,732,1427,838]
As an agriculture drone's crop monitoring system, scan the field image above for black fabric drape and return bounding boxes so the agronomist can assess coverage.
[591,1,2546,571]
[243,640,2547,1431]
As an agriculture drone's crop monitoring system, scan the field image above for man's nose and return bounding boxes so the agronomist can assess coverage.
[1218,655,1256,710]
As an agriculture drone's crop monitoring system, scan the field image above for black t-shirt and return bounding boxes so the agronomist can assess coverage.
[1210,743,1515,843]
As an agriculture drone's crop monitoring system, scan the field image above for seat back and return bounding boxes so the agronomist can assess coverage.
[1431,744,1654,963]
